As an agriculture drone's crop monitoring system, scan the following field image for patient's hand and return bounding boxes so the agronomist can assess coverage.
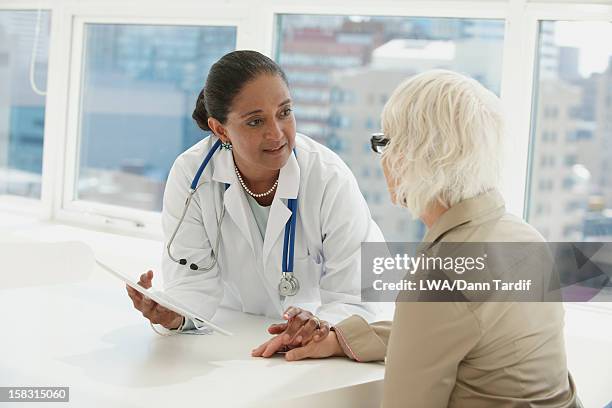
[252,330,346,361]
[126,270,183,330]
[251,306,331,358]
[284,331,345,361]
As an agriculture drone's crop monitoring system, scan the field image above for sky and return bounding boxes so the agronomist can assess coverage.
[555,21,612,77]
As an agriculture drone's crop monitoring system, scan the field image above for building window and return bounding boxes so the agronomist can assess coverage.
[575,129,593,140]
[562,177,575,190]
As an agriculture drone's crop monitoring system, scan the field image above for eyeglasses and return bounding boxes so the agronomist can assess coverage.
[370,133,389,154]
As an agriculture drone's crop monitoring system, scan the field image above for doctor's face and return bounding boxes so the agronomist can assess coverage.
[221,74,296,172]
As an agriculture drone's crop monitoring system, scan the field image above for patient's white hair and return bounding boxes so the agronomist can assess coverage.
[381,69,504,218]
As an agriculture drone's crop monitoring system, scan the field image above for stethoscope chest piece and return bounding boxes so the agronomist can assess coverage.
[278,272,300,297]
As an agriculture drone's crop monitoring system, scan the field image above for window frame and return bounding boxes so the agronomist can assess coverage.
[0,2,57,218]
[267,1,528,214]
[56,6,254,239]
[523,5,612,225]
[523,3,612,224]
[0,0,610,312]
[523,3,612,313]
[0,0,609,248]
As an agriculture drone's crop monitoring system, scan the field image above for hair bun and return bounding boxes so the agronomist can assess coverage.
[192,89,211,131]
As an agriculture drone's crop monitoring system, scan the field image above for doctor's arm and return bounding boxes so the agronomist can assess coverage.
[256,174,383,353]
[315,173,384,324]
[255,171,384,354]
[158,158,224,330]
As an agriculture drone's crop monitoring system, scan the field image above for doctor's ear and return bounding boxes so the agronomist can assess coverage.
[207,117,230,143]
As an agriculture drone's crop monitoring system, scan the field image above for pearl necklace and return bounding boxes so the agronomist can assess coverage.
[234,166,279,198]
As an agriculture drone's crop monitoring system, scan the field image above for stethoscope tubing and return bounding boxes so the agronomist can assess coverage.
[166,137,298,276]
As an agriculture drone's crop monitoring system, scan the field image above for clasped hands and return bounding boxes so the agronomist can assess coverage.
[251,306,345,361]
[126,272,345,361]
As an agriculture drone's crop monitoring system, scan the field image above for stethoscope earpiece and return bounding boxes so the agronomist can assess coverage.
[179,259,187,265]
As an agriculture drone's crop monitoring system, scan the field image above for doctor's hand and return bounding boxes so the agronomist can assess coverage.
[251,307,331,357]
[126,270,183,330]
[270,306,330,346]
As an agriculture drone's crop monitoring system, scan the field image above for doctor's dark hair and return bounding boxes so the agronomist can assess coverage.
[192,50,289,132]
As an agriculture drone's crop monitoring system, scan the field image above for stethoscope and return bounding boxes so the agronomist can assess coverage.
[166,139,300,297]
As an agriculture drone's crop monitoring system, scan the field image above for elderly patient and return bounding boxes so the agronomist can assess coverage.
[252,70,577,407]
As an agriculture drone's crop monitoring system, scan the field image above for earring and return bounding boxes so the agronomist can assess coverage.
[221,141,233,151]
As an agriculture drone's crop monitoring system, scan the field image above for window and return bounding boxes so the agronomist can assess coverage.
[276,14,504,241]
[540,155,556,167]
[544,105,559,118]
[566,200,583,212]
[0,10,50,199]
[527,21,612,241]
[74,24,236,211]
[575,129,593,140]
[539,178,554,191]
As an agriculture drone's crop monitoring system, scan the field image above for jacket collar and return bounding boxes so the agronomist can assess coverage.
[423,189,506,243]
[208,136,301,271]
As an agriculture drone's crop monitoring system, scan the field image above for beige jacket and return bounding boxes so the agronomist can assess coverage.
[334,189,577,407]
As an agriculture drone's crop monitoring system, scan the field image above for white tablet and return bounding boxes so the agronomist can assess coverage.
[96,260,232,336]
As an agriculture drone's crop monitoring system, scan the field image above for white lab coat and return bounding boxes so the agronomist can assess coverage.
[161,133,384,324]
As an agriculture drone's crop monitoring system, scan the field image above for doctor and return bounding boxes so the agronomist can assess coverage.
[126,50,383,343]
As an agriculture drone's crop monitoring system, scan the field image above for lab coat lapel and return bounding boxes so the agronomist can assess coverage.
[211,148,257,255]
[262,152,300,267]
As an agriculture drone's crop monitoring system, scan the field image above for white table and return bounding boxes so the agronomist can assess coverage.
[1,216,611,407]
[0,269,384,407]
